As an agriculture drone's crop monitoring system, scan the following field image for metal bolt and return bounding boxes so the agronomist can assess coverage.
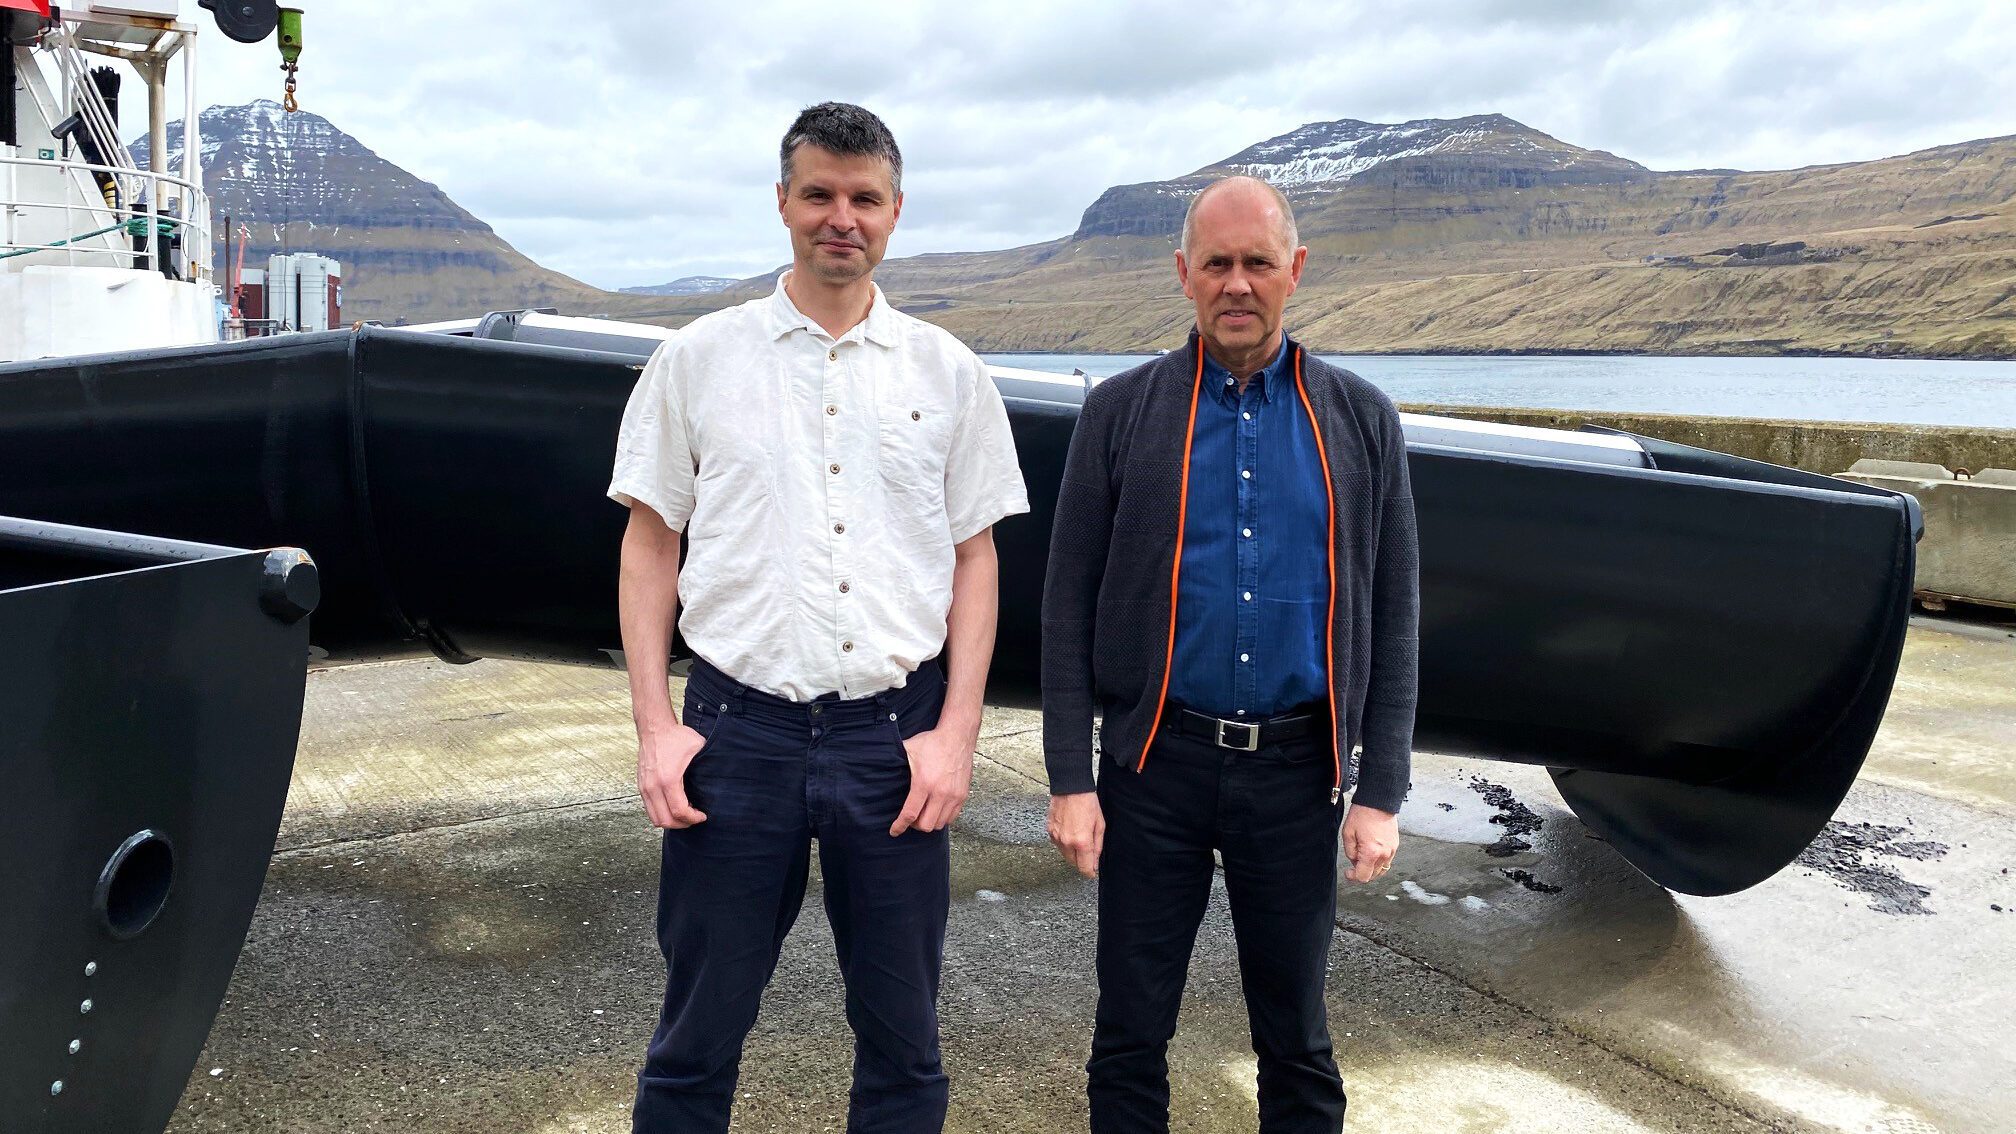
[69,1040,81,1055]
[83,962,97,977]
[79,999,92,1015]
[51,1081,63,1096]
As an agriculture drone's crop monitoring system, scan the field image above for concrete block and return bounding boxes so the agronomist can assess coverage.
[1839,466,2016,609]
[1847,459,1955,480]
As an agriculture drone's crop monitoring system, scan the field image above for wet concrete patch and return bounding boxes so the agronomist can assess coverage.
[1793,820,1950,916]
[169,792,1772,1134]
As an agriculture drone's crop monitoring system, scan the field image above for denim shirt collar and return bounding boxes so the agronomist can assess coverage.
[1200,335,1292,407]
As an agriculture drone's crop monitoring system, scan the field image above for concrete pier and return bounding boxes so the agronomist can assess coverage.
[165,615,2016,1133]
[1397,403,2016,478]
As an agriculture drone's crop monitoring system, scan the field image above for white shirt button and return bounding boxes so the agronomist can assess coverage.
[1242,411,1251,420]
[1243,591,1252,601]
[1241,469,1251,479]
[1242,528,1252,538]
[1235,709,1246,716]
[1239,653,1250,663]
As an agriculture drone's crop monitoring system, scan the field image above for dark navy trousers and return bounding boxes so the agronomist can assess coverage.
[632,658,949,1134]
[1089,727,1348,1134]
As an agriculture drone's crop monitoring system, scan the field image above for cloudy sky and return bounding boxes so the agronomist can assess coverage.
[164,0,2014,290]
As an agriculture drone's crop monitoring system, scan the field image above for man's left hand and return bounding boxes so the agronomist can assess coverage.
[890,726,977,836]
[1342,803,1399,883]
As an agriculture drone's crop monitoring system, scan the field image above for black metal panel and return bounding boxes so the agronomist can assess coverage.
[0,333,419,661]
[0,519,316,1134]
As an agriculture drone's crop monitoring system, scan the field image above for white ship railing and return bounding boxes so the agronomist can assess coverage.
[0,153,212,282]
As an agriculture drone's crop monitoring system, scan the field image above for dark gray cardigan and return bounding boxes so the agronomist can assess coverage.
[1039,330,1419,813]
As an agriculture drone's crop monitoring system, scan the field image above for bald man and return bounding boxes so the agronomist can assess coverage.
[1040,176,1420,1133]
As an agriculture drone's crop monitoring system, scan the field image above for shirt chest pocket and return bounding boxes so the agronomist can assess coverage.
[876,398,953,495]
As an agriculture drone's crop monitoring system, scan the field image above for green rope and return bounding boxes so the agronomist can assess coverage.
[0,217,185,261]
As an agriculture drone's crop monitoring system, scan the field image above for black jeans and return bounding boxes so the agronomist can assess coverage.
[1089,725,1348,1134]
[632,659,950,1134]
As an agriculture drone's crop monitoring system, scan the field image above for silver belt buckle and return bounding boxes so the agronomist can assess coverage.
[1215,718,1260,752]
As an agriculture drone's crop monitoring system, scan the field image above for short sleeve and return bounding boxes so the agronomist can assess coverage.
[942,353,1031,544]
[607,341,696,531]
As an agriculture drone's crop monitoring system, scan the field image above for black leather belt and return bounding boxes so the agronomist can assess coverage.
[1168,704,1326,752]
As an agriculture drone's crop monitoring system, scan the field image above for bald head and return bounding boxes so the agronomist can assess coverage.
[1180,176,1298,258]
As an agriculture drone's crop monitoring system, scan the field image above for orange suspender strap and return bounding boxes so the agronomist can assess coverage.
[1137,344,1207,773]
[1290,349,1344,800]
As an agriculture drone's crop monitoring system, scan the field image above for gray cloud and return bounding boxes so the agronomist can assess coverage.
[168,0,2014,290]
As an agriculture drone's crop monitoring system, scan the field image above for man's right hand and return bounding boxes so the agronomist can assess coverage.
[1047,791,1105,878]
[637,724,710,829]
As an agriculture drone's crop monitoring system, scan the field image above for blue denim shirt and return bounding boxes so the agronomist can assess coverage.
[1168,338,1330,720]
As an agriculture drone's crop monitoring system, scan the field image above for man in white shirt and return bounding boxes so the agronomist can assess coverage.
[608,103,1029,1134]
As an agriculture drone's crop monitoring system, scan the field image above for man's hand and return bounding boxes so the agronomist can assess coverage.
[890,726,976,836]
[637,724,710,829]
[1341,803,1399,883]
[1047,792,1105,879]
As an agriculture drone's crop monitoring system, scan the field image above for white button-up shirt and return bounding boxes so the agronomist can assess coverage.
[608,275,1030,701]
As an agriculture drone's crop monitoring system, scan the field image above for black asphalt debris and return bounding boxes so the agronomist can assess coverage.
[1500,869,1563,894]
[1794,821,1950,916]
[1467,776,1544,858]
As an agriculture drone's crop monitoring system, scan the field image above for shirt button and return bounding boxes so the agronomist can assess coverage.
[838,581,851,593]
[1241,469,1252,479]
[1242,411,1252,421]
[1242,528,1253,538]
[1239,653,1250,663]
[828,350,838,362]
[910,410,921,421]
[1243,591,1252,601]
[1235,709,1247,717]
[841,641,854,652]
[826,404,838,416]
[834,522,846,534]
[829,463,841,475]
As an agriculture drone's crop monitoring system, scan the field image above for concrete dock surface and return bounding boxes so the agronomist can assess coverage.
[165,616,2016,1133]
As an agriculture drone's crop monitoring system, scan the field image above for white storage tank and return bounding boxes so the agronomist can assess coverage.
[265,253,342,331]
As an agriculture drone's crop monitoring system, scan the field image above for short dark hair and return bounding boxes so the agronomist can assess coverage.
[779,102,903,193]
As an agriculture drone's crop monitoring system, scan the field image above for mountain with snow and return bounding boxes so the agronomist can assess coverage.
[1072,113,1648,238]
[133,101,612,320]
[619,276,738,296]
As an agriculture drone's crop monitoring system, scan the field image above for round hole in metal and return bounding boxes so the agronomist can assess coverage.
[94,830,175,940]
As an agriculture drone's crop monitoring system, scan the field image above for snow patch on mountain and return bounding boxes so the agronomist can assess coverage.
[1220,115,1627,190]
